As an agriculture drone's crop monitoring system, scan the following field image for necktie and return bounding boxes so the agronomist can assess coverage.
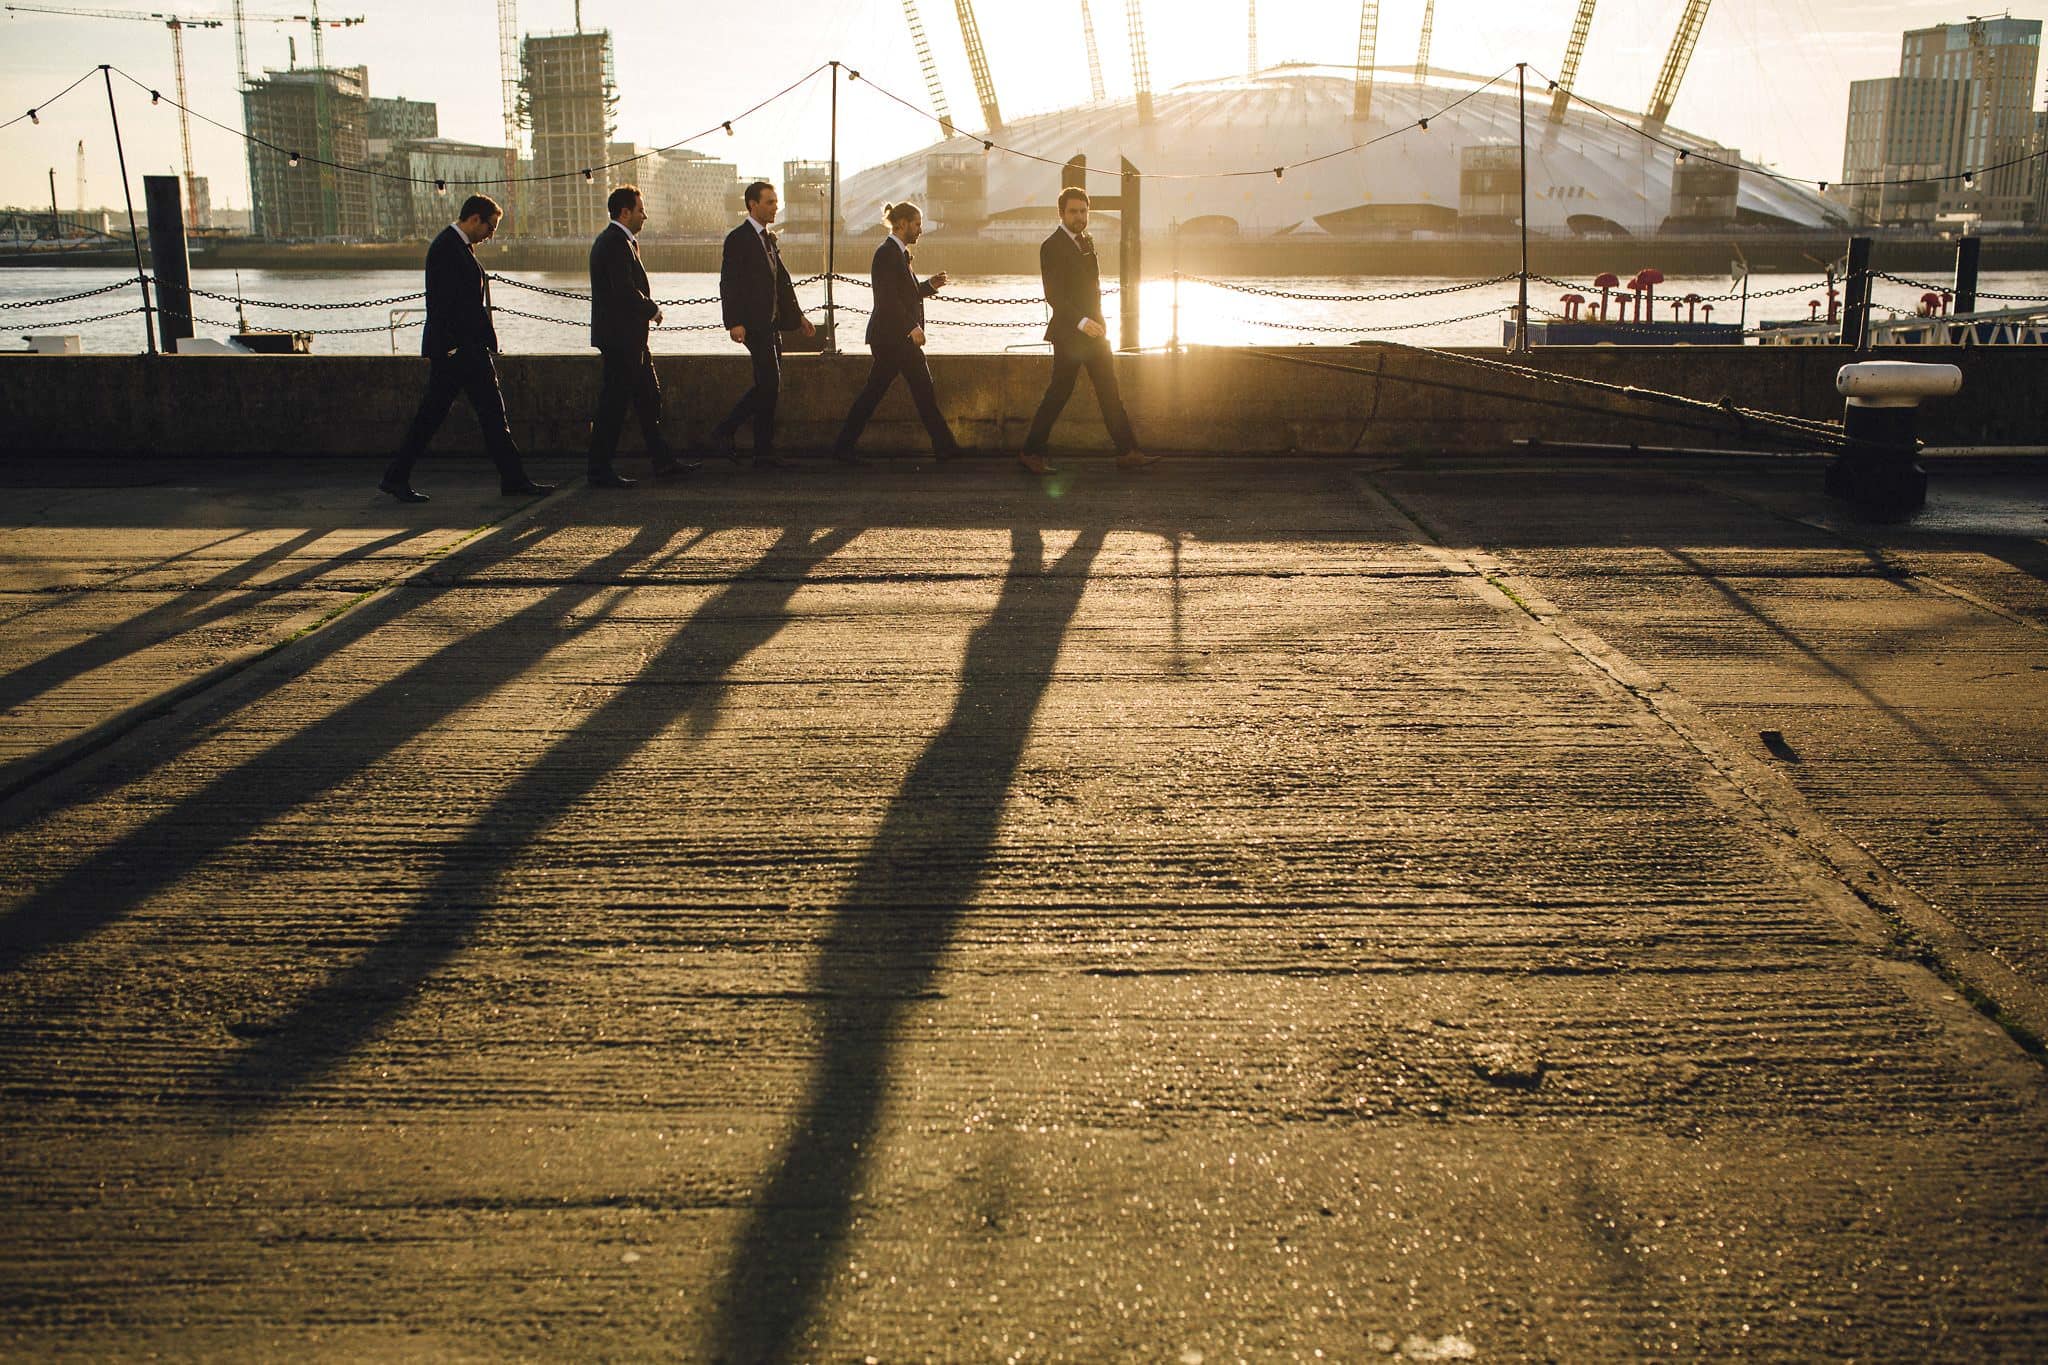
[1076,233,1094,256]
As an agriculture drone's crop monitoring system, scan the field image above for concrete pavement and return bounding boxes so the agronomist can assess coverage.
[0,454,2044,1359]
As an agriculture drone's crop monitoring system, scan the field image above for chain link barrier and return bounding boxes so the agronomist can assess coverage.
[1188,273,1518,303]
[1868,269,2048,304]
[0,278,137,310]
[184,285,425,310]
[7,304,150,329]
[1228,305,1508,335]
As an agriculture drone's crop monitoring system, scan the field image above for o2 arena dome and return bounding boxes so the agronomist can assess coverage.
[840,64,1850,240]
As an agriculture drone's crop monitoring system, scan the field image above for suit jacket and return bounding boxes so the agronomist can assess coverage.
[720,219,802,335]
[420,224,498,359]
[589,221,659,352]
[1039,227,1105,345]
[865,236,939,347]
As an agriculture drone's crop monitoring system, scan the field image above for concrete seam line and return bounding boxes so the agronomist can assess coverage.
[1352,471,2048,1060]
[0,486,572,826]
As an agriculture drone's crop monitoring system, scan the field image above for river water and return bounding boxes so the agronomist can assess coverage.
[4,266,2044,354]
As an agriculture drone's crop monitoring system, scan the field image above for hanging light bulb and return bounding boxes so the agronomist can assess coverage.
[1418,118,1429,131]
[1819,180,1828,193]
[1963,170,1976,188]
[847,69,861,82]
[150,90,161,105]
[28,108,38,125]
[982,139,992,152]
[1677,149,1688,162]
[1274,166,1284,180]
[723,121,734,136]
[288,150,301,167]
[582,167,593,182]
[435,178,447,194]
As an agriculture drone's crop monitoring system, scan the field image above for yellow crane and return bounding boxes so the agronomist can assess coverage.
[1352,0,1379,123]
[1080,0,1105,104]
[1550,0,1596,123]
[953,0,1003,134]
[1644,0,1712,135]
[901,0,955,136]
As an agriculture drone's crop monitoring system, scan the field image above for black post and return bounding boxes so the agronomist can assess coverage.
[1953,234,1981,316]
[101,66,157,355]
[48,167,60,242]
[824,61,839,354]
[1839,235,1872,349]
[144,175,193,353]
[1516,62,1530,353]
[1119,157,1141,352]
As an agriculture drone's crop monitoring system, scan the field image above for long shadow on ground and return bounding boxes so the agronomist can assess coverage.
[709,524,1105,1363]
[0,523,672,972]
[214,525,859,1106]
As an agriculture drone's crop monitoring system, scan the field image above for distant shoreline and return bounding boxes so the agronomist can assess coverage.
[7,232,2046,277]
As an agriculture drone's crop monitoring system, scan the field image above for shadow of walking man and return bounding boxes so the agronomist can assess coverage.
[709,524,1106,1362]
[215,524,862,1109]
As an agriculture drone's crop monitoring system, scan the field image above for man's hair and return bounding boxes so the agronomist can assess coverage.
[883,200,921,228]
[607,184,642,219]
[457,194,502,224]
[744,180,774,207]
[1057,186,1089,211]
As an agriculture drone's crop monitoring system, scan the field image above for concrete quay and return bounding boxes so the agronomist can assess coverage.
[0,453,2044,1359]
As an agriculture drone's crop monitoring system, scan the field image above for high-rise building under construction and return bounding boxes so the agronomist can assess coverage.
[520,28,615,239]
[242,66,374,241]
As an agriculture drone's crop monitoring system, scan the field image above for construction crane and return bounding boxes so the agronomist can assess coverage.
[1246,0,1256,77]
[1643,0,1712,135]
[75,139,85,213]
[1414,0,1434,84]
[901,0,954,137]
[4,3,222,226]
[1352,0,1379,123]
[1549,0,1596,123]
[953,0,1003,134]
[1080,0,1105,104]
[495,0,519,232]
[1126,0,1153,126]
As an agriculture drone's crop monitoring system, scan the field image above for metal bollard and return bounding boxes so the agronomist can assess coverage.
[1825,361,1961,520]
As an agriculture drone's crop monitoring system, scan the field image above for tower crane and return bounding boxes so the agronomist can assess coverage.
[1079,0,1106,104]
[1549,0,1596,123]
[75,139,86,213]
[495,0,519,232]
[953,0,1003,134]
[4,3,221,225]
[901,0,954,137]
[1352,0,1379,123]
[1247,0,1257,77]
[1643,0,1712,135]
[1414,0,1434,84]
[1126,0,1153,126]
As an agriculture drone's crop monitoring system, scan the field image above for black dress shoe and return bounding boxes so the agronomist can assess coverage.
[378,480,429,504]
[500,479,556,496]
[651,454,702,479]
[588,470,638,489]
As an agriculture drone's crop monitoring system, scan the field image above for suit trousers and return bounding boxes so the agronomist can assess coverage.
[833,339,960,455]
[1020,336,1136,456]
[588,344,671,473]
[386,347,525,486]
[715,331,782,454]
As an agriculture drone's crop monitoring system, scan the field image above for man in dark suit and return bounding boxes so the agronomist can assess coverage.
[381,195,551,503]
[828,201,969,465]
[710,180,814,469]
[586,183,697,488]
[1017,186,1160,476]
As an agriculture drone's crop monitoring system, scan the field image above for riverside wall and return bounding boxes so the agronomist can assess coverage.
[1,347,2041,458]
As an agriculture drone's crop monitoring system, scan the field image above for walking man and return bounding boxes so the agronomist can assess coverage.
[1017,186,1159,476]
[710,181,814,469]
[381,195,552,503]
[587,183,697,488]
[829,201,969,465]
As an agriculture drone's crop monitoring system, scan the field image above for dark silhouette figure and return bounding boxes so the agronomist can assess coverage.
[587,185,693,486]
[382,197,550,501]
[711,182,813,468]
[709,525,1105,1362]
[830,207,965,463]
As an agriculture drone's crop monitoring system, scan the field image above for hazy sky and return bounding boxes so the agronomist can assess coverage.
[1,0,2034,214]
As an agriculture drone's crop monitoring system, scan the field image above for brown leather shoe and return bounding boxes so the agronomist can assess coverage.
[1115,449,1162,470]
[1017,452,1056,476]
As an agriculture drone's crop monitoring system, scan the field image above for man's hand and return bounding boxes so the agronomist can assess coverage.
[929,271,948,290]
[800,315,816,338]
[1079,317,1106,339]
[729,325,746,344]
[908,326,926,347]
[653,308,664,327]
